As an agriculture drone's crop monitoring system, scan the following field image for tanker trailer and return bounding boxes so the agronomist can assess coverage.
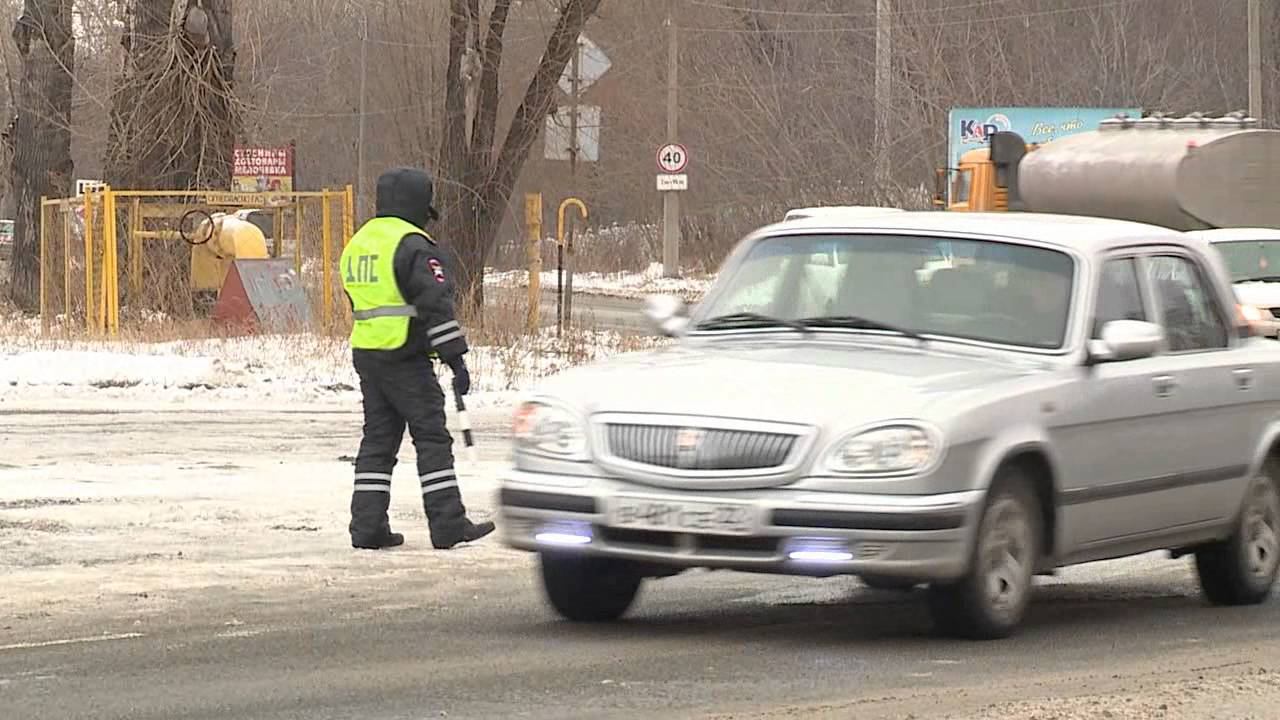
[1013,113,1280,229]
[946,113,1280,336]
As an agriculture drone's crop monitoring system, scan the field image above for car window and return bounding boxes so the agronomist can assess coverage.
[711,251,842,319]
[1211,240,1280,282]
[1092,258,1146,337]
[699,233,1075,349]
[1144,255,1228,352]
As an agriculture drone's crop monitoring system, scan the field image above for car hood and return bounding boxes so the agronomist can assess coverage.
[1234,281,1280,308]
[532,339,1045,428]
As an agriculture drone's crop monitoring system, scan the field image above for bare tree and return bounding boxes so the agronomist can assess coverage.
[104,0,238,189]
[6,0,74,310]
[434,0,604,309]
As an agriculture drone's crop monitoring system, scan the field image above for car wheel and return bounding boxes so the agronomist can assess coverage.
[1194,473,1280,606]
[860,575,918,591]
[539,551,643,622]
[927,471,1041,640]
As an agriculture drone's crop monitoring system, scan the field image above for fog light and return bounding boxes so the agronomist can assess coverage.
[535,522,593,547]
[785,538,853,562]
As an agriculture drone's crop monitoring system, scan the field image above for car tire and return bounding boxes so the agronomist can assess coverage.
[860,575,918,591]
[927,470,1042,640]
[1194,473,1280,606]
[539,551,643,622]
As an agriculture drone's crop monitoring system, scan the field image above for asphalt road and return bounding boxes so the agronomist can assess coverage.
[3,405,1279,719]
[487,286,653,335]
[4,556,1278,720]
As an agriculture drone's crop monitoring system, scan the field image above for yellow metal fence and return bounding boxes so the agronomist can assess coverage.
[40,187,356,336]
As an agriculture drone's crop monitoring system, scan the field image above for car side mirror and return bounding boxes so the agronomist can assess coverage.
[643,294,689,337]
[1087,320,1164,363]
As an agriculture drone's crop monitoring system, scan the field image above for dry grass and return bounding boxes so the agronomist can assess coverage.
[2,278,668,396]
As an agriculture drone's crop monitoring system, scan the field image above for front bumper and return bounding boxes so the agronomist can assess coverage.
[1250,318,1280,338]
[496,469,985,581]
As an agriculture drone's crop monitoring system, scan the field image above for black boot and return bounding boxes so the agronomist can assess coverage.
[350,481,403,549]
[432,519,495,550]
[353,531,405,550]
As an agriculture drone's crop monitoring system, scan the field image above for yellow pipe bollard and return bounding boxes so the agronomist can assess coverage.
[83,191,95,332]
[556,198,587,333]
[321,189,333,329]
[39,196,47,334]
[524,193,543,333]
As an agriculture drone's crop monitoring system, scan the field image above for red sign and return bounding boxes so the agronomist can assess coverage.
[232,146,294,192]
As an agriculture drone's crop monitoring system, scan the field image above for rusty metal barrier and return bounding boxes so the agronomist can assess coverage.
[39,187,355,336]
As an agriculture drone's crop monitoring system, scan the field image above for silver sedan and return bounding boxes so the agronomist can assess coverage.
[496,210,1280,639]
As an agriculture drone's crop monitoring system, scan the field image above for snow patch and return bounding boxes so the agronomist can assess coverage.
[0,350,224,389]
[485,261,714,301]
[0,322,664,404]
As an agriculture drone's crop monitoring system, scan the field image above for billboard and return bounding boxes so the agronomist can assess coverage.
[232,145,295,193]
[946,106,1142,187]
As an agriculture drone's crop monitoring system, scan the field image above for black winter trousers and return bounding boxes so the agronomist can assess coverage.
[349,351,470,546]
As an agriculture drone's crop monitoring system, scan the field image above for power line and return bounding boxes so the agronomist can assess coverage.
[685,0,1027,19]
[680,0,1152,33]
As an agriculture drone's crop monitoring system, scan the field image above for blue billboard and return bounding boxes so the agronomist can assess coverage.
[946,106,1142,182]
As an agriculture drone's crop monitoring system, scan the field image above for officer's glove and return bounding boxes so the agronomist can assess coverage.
[444,354,471,397]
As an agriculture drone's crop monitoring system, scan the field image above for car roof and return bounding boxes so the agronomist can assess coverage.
[757,210,1188,253]
[783,205,904,221]
[1187,227,1280,242]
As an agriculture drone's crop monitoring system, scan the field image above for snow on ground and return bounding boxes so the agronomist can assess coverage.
[0,308,667,625]
[485,261,714,302]
[0,401,523,628]
[0,318,667,406]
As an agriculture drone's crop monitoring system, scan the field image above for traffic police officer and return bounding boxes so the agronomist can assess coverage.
[339,166,495,550]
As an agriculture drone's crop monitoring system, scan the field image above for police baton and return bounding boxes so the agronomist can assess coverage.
[453,390,479,464]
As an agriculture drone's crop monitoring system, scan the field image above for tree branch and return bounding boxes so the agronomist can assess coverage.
[438,0,471,188]
[485,0,602,201]
[470,0,510,171]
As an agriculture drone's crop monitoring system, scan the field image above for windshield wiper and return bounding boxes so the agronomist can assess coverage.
[695,311,812,335]
[796,315,927,344]
[1237,275,1280,283]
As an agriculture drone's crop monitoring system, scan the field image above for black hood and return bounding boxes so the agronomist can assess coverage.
[374,167,440,229]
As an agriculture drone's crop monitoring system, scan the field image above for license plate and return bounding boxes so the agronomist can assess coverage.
[608,497,756,536]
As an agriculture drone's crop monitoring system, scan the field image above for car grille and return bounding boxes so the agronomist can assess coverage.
[603,423,798,471]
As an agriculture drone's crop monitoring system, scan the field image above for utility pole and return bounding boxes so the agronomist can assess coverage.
[356,5,368,220]
[564,38,582,331]
[662,0,680,278]
[1249,0,1263,122]
[874,0,892,194]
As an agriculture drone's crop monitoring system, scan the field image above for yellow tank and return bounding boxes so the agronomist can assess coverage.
[190,214,269,292]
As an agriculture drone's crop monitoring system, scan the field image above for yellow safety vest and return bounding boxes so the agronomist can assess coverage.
[340,216,426,350]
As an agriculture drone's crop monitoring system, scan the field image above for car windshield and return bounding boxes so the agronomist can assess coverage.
[1213,240,1280,282]
[696,233,1075,349]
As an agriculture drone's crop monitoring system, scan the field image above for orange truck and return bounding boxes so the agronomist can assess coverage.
[933,112,1280,229]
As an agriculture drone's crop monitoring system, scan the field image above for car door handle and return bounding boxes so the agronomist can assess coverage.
[1234,368,1255,391]
[1152,375,1178,397]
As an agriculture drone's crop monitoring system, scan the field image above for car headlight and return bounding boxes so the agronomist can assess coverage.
[825,423,940,475]
[512,400,588,459]
[1240,303,1265,323]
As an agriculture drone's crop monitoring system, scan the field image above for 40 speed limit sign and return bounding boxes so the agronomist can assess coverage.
[656,143,689,174]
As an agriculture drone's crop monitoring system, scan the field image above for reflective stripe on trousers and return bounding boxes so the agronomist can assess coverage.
[420,468,458,495]
[353,471,392,493]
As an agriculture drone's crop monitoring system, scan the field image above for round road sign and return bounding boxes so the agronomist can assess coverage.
[656,143,689,174]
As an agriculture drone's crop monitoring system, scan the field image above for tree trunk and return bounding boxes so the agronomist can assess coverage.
[105,0,238,190]
[437,0,604,315]
[103,0,238,315]
[6,0,74,312]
